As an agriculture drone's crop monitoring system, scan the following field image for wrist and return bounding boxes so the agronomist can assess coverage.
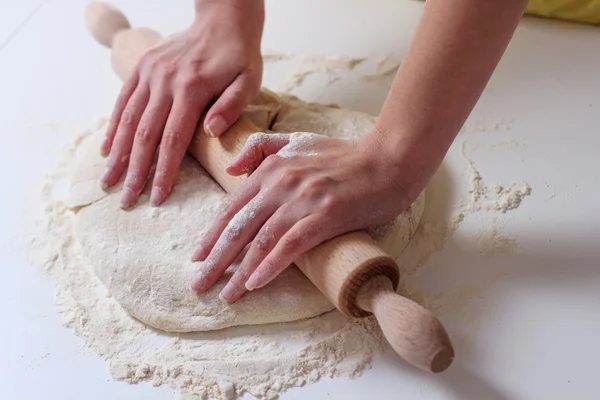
[193,0,264,46]
[363,124,449,200]
[194,0,264,21]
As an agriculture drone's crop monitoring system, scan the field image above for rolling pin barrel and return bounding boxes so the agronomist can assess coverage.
[85,2,454,373]
[188,118,401,317]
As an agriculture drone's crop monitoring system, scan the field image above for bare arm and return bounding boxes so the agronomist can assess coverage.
[191,0,531,303]
[375,0,529,196]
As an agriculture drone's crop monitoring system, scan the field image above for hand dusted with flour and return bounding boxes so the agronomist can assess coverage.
[192,131,420,303]
[70,91,425,332]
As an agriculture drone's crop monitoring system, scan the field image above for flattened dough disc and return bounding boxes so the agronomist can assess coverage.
[70,91,425,332]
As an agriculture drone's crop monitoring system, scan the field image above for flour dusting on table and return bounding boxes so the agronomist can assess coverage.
[26,124,387,400]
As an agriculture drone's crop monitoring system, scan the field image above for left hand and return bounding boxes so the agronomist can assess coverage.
[190,131,425,303]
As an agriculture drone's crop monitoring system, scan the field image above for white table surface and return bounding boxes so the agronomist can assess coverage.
[1,1,599,399]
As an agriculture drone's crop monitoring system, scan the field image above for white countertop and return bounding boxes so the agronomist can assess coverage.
[1,1,599,399]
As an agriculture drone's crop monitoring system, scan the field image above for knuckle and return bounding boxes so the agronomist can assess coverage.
[224,225,241,241]
[261,155,280,171]
[120,109,135,126]
[300,178,328,201]
[280,234,302,253]
[139,51,155,67]
[232,268,253,284]
[320,195,338,216]
[162,130,184,149]
[152,65,177,87]
[134,124,153,143]
[225,84,248,105]
[254,231,275,253]
[176,72,202,91]
[276,168,302,189]
[161,62,178,79]
[111,151,130,167]
[124,172,145,190]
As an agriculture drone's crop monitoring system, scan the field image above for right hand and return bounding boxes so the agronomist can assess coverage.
[100,2,264,208]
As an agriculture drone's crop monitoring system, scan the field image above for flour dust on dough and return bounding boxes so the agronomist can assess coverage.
[69,90,425,332]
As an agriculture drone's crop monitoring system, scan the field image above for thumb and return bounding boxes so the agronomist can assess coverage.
[226,133,290,176]
[204,72,259,138]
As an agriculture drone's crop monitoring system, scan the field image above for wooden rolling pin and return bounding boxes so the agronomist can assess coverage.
[85,2,454,373]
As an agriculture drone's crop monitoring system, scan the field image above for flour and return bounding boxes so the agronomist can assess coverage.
[27,127,388,400]
[358,55,401,85]
[262,50,366,92]
[461,141,532,213]
[476,222,517,256]
[459,118,514,135]
[241,131,319,159]
[26,126,531,398]
[277,70,316,93]
[277,132,319,158]
[26,54,535,398]
[27,90,429,399]
[263,51,366,71]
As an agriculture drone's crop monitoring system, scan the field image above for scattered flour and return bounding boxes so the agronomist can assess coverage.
[262,50,404,91]
[26,126,388,400]
[394,134,532,347]
[476,222,518,256]
[262,50,366,92]
[461,141,532,213]
[27,124,532,398]
[26,50,535,399]
[358,55,402,85]
[459,118,514,135]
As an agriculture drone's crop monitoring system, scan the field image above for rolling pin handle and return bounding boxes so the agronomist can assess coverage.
[355,275,455,373]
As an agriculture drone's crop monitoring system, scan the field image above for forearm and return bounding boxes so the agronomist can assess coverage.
[376,0,528,183]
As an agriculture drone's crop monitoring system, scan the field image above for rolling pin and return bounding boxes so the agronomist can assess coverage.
[84,2,454,373]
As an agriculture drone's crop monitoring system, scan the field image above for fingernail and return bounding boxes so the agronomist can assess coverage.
[100,138,109,157]
[191,271,207,292]
[218,293,229,304]
[219,281,236,304]
[120,187,136,209]
[100,167,111,190]
[150,186,163,207]
[191,245,207,262]
[245,274,260,292]
[206,115,227,137]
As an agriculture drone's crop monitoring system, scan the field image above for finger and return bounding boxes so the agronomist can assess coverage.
[190,192,278,293]
[226,132,289,176]
[245,215,328,291]
[149,95,203,206]
[119,93,173,208]
[101,86,150,190]
[102,71,140,157]
[204,73,260,138]
[191,173,262,262]
[219,205,300,303]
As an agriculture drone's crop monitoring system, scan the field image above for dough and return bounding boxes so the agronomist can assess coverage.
[69,90,425,332]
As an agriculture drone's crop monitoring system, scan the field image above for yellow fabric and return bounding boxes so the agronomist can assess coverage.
[525,0,600,25]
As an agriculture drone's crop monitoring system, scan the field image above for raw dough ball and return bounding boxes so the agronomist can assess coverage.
[70,91,424,332]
